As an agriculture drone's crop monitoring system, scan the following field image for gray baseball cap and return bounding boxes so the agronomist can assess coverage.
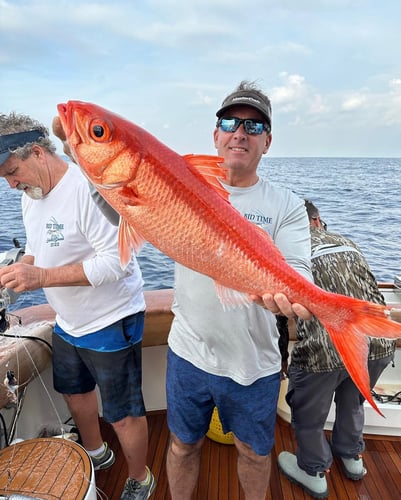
[0,130,44,166]
[216,89,272,129]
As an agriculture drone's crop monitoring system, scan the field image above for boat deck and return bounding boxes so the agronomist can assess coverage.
[95,411,401,500]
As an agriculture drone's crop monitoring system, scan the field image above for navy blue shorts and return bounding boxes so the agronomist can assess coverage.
[52,333,146,423]
[166,348,280,455]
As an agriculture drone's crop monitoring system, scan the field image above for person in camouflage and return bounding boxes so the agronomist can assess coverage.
[277,199,396,499]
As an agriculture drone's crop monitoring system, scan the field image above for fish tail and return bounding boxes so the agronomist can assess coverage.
[318,295,401,417]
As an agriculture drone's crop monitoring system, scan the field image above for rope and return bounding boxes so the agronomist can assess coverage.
[371,388,401,404]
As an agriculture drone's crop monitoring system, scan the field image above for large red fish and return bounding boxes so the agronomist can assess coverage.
[57,101,401,416]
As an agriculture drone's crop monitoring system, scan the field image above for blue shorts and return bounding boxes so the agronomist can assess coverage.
[52,330,146,423]
[166,348,280,455]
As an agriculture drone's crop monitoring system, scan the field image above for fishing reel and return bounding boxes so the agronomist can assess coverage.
[0,284,13,334]
[0,285,23,332]
[0,243,24,333]
[0,306,10,333]
[0,289,22,333]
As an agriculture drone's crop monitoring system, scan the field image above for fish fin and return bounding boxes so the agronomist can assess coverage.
[325,321,378,414]
[115,185,145,206]
[214,282,251,308]
[99,184,146,207]
[321,296,401,417]
[118,218,146,268]
[183,154,229,201]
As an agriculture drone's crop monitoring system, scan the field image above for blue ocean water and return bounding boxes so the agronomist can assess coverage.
[1,157,400,312]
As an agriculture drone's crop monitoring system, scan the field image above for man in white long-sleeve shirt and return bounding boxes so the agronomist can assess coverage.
[0,112,155,500]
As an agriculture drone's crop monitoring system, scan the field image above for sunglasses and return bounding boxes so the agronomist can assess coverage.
[216,117,270,135]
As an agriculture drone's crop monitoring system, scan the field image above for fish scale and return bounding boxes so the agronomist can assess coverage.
[57,100,401,416]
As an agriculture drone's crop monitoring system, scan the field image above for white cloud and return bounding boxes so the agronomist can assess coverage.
[390,78,401,89]
[271,73,308,107]
[341,93,368,111]
[308,94,330,115]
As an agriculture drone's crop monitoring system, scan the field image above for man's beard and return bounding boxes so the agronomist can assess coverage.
[17,183,44,200]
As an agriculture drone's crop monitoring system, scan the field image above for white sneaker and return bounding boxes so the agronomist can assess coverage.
[340,455,367,480]
[278,451,329,499]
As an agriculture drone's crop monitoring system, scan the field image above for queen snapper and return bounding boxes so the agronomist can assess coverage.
[57,100,401,416]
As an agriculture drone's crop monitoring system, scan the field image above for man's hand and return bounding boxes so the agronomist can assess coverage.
[0,262,45,293]
[52,116,74,161]
[250,292,313,320]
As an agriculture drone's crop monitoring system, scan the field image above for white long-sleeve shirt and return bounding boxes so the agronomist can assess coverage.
[22,164,145,336]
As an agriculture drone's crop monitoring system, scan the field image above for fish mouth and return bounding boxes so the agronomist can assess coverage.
[56,102,87,166]
[57,101,90,150]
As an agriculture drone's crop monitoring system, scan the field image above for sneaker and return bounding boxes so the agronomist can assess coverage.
[90,442,115,471]
[340,455,367,480]
[120,467,156,499]
[278,451,329,499]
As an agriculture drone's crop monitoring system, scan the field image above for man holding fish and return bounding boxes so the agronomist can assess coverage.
[164,81,313,500]
[0,114,155,500]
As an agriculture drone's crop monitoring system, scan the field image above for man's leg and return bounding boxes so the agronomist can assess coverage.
[166,432,204,500]
[287,368,340,474]
[235,437,271,500]
[277,368,342,498]
[112,415,149,481]
[63,390,103,450]
[331,356,393,480]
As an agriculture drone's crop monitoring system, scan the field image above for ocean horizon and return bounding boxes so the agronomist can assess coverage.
[1,156,400,312]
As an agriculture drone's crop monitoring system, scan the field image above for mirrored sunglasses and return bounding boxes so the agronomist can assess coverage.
[216,117,270,135]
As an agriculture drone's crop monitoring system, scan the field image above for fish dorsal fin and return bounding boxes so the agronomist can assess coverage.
[118,218,147,268]
[183,154,229,201]
[214,282,251,309]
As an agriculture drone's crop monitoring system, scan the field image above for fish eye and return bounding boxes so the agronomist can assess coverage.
[89,119,113,142]
[93,125,104,137]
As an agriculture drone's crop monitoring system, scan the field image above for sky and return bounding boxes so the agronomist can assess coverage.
[1,0,401,157]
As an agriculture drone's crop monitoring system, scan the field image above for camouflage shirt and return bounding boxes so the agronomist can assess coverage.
[291,227,395,372]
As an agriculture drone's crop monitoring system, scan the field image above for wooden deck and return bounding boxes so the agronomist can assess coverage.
[95,411,401,500]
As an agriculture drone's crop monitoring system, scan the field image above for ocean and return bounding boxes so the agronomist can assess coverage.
[1,157,400,312]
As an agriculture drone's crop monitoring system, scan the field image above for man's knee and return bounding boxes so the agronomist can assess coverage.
[234,436,271,466]
[168,433,204,459]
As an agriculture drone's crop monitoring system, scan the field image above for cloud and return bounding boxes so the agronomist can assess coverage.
[1,0,401,156]
[271,73,308,108]
[341,93,368,111]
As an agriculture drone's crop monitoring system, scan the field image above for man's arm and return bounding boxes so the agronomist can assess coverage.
[0,260,90,293]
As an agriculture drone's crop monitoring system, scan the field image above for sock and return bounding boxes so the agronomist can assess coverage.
[87,443,105,457]
[139,467,151,486]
